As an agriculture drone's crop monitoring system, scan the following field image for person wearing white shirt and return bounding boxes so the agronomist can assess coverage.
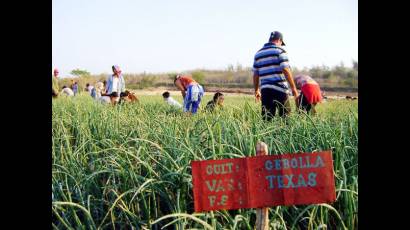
[61,86,74,96]
[91,82,111,104]
[162,91,182,108]
[106,65,126,104]
[85,83,94,94]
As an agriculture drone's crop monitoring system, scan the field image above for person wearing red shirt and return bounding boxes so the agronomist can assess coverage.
[174,74,204,114]
[294,75,322,115]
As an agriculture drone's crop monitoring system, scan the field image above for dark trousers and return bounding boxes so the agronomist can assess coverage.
[298,93,311,112]
[297,93,316,114]
[261,88,290,121]
[109,92,127,98]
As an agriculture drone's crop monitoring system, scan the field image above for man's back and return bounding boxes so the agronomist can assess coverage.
[253,43,290,94]
[166,97,182,108]
[178,75,197,89]
[62,88,74,96]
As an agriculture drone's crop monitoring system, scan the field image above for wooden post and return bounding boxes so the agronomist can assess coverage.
[255,141,269,230]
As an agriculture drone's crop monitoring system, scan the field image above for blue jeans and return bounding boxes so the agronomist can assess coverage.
[184,84,204,114]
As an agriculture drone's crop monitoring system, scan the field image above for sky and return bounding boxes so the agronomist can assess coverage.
[52,0,358,77]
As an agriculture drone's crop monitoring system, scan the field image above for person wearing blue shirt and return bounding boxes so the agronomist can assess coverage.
[71,81,79,96]
[106,65,126,104]
[253,31,299,121]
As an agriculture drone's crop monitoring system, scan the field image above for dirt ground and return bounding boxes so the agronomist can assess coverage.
[132,87,358,100]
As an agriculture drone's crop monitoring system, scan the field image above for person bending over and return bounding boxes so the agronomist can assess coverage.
[174,74,204,114]
[294,75,322,115]
[61,86,74,97]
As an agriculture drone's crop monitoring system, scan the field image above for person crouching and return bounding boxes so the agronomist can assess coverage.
[91,82,111,104]
[60,86,74,97]
[162,91,182,109]
[205,92,224,112]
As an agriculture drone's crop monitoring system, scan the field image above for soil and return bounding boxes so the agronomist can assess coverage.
[132,87,358,100]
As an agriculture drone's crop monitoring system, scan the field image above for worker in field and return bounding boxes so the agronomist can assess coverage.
[294,75,323,115]
[52,68,59,98]
[174,74,204,114]
[252,31,299,121]
[119,90,139,104]
[90,82,99,99]
[162,91,183,108]
[70,80,79,95]
[91,82,111,104]
[106,65,126,105]
[102,80,108,94]
[85,83,94,93]
[60,86,74,96]
[205,92,224,112]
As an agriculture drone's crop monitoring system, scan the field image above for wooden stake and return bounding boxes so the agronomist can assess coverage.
[255,141,269,230]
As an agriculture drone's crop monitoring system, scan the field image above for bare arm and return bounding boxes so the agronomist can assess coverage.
[253,71,261,102]
[283,67,300,110]
[283,67,298,97]
[175,80,186,98]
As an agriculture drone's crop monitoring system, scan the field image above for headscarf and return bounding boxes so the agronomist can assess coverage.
[174,74,181,83]
[294,75,317,88]
[112,65,122,76]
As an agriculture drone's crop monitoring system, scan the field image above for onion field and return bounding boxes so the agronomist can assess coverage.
[52,94,358,229]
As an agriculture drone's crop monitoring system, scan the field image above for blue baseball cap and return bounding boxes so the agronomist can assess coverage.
[269,31,285,45]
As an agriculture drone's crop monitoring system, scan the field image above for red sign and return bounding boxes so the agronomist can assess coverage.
[191,151,336,212]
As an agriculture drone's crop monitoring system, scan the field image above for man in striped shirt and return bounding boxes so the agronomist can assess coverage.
[253,31,299,121]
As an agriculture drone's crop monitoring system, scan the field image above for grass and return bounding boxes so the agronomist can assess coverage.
[52,93,358,229]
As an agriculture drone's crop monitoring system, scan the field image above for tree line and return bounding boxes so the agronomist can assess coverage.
[57,61,358,92]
